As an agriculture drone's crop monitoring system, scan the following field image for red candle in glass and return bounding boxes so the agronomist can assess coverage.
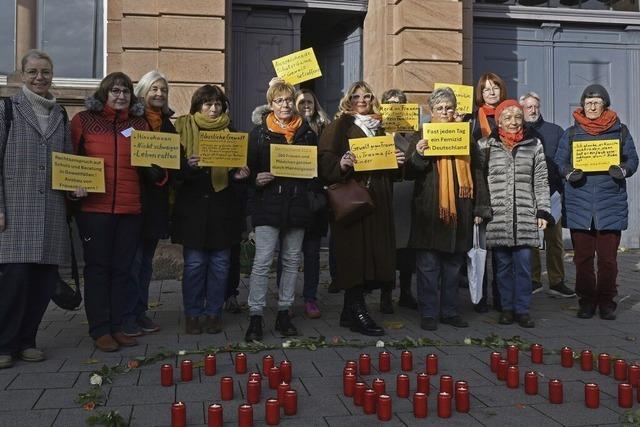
[548,379,563,404]
[249,372,262,382]
[455,387,470,413]
[598,353,611,375]
[284,389,297,415]
[268,366,281,389]
[401,350,413,371]
[455,380,468,391]
[354,381,367,406]
[280,360,292,383]
[235,352,247,374]
[207,403,223,427]
[161,364,173,387]
[363,389,377,414]
[560,347,573,368]
[585,383,599,409]
[637,382,640,404]
[437,392,452,418]
[262,355,274,376]
[345,360,357,371]
[507,366,519,388]
[440,375,453,394]
[614,359,627,381]
[525,371,538,395]
[277,381,290,407]
[265,398,279,426]
[379,351,391,372]
[343,367,356,379]
[247,379,261,404]
[417,373,430,394]
[204,354,217,376]
[530,344,543,364]
[628,364,640,387]
[618,383,633,408]
[413,392,428,418]
[372,377,386,395]
[397,374,410,398]
[220,376,234,400]
[507,345,519,365]
[497,359,508,381]
[180,360,193,382]
[490,352,501,372]
[171,401,186,427]
[344,373,356,397]
[426,354,438,375]
[359,353,371,375]
[580,350,593,371]
[237,404,253,427]
[377,394,392,421]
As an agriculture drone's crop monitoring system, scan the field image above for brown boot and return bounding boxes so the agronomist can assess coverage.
[112,332,138,347]
[95,334,119,352]
[205,315,222,334]
[185,316,202,334]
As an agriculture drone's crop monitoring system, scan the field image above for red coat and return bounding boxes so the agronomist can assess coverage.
[71,102,149,214]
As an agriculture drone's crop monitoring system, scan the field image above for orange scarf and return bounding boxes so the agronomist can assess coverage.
[436,156,473,226]
[572,108,618,136]
[266,112,303,143]
[145,108,163,132]
[478,104,495,138]
[498,128,524,150]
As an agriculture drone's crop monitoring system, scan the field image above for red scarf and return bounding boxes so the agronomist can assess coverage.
[572,108,618,136]
[498,127,524,150]
[478,104,495,138]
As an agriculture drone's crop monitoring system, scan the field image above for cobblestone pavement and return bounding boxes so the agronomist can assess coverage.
[1,249,639,426]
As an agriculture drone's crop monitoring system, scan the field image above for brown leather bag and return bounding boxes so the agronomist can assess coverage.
[326,178,375,226]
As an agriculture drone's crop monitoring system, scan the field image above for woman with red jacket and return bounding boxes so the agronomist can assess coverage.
[70,72,150,352]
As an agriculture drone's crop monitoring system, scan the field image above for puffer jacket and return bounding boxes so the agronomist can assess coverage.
[70,98,149,214]
[477,133,551,248]
[554,119,638,230]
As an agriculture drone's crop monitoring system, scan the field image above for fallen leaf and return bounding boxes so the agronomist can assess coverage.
[148,301,161,309]
[382,321,405,329]
[83,358,100,365]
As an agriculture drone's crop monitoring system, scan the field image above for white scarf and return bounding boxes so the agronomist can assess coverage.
[353,114,380,137]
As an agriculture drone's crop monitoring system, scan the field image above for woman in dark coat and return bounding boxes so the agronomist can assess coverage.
[318,80,406,336]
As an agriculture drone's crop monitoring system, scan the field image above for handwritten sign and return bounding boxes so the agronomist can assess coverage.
[349,136,398,172]
[198,131,248,168]
[272,48,323,85]
[572,139,620,172]
[270,144,318,179]
[51,152,105,193]
[422,122,470,156]
[433,83,474,116]
[131,130,181,169]
[380,103,420,132]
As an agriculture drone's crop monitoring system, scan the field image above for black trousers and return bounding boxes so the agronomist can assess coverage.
[0,263,57,355]
[76,212,141,339]
[225,242,241,299]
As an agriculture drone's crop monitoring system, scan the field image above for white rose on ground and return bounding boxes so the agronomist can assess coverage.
[282,341,291,348]
[464,337,472,345]
[376,340,385,348]
[178,350,186,356]
[90,373,103,386]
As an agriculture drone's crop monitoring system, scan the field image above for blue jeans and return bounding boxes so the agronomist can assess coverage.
[415,250,465,319]
[276,231,321,302]
[493,246,532,314]
[182,247,230,317]
[124,238,159,322]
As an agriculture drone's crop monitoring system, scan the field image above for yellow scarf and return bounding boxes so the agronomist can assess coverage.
[436,156,474,226]
[175,112,231,192]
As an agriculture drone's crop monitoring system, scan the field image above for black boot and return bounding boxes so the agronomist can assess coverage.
[380,289,394,314]
[351,301,385,336]
[398,273,418,309]
[244,315,263,342]
[275,310,298,336]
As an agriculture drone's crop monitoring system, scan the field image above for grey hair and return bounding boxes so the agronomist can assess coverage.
[519,91,540,104]
[428,87,457,110]
[381,89,408,104]
[134,70,171,114]
[21,49,53,71]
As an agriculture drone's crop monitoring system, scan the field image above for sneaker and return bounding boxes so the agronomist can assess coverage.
[122,318,144,337]
[224,296,242,314]
[420,317,438,331]
[0,355,13,369]
[304,300,321,319]
[531,282,543,294]
[440,315,469,328]
[18,348,45,362]
[548,282,576,298]
[137,315,160,333]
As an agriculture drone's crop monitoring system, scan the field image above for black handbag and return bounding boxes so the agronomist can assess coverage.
[326,177,375,226]
[51,217,82,310]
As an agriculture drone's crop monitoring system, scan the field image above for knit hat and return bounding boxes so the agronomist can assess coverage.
[580,84,610,108]
[495,99,523,120]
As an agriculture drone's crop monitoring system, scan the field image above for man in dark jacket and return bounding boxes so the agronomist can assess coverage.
[520,92,575,298]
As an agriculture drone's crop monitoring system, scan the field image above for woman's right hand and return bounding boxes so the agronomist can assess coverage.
[416,139,429,156]
[340,151,356,172]
[71,188,88,199]
[187,155,200,168]
[256,172,275,187]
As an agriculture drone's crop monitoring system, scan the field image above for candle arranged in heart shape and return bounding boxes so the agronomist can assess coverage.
[426,354,438,375]
[507,345,519,365]
[207,403,223,427]
[359,353,371,375]
[204,354,216,376]
[525,371,538,395]
[171,401,186,427]
[161,364,173,387]
[265,398,279,426]
[363,389,377,414]
[235,352,247,374]
[238,404,253,427]
[585,383,599,409]
[220,377,234,400]
[379,351,391,372]
[530,343,543,364]
[580,350,593,371]
[414,392,428,418]
[263,355,274,375]
[377,394,392,421]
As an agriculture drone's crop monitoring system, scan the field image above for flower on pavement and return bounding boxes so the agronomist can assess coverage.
[83,402,96,411]
[464,337,472,345]
[178,350,186,356]
[89,374,103,386]
[376,340,385,348]
[282,340,291,348]
[127,359,140,369]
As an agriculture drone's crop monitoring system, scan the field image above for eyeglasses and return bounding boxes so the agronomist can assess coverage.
[273,97,294,106]
[110,88,131,97]
[434,105,455,113]
[584,101,604,108]
[482,86,500,95]
[23,69,52,79]
[350,93,373,102]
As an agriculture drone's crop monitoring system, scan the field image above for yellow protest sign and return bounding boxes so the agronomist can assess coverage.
[272,48,322,85]
[572,139,620,172]
[380,103,420,132]
[422,122,470,156]
[349,136,398,172]
[433,83,474,116]
[51,152,105,193]
[131,130,181,170]
[198,131,248,168]
[270,144,318,179]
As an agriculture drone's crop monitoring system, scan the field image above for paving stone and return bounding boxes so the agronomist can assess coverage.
[34,387,90,409]
[0,389,44,410]
[6,358,65,373]
[0,409,59,427]
[0,372,18,390]
[532,401,622,426]
[325,414,406,426]
[470,383,547,407]
[53,405,132,427]
[469,404,561,426]
[107,384,175,406]
[398,410,486,426]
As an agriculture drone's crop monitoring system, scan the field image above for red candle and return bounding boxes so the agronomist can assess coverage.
[530,343,543,364]
[426,354,438,375]
[497,359,508,381]
[249,372,262,382]
[580,350,593,371]
[284,389,297,415]
[247,379,261,404]
[344,373,356,397]
[345,360,357,371]
[437,392,452,418]
[180,360,193,382]
[204,354,217,376]
[377,394,392,421]
[413,392,428,418]
[628,364,640,387]
[277,382,290,407]
[237,404,253,427]
[585,383,599,409]
[372,377,386,396]
[417,373,430,394]
[618,383,633,408]
[171,401,186,427]
[507,366,519,389]
[220,376,234,400]
[343,366,356,378]
[455,387,470,413]
[525,371,538,395]
[507,345,519,365]
[490,352,501,372]
[268,366,281,389]
[455,380,468,391]
[235,352,247,374]
[598,353,611,375]
[379,351,391,372]
[397,374,410,398]
[354,382,366,406]
[614,359,627,381]
[363,389,377,414]
[401,350,413,371]
[359,353,371,375]
[560,347,573,368]
[280,360,292,383]
[265,398,280,425]
[207,403,223,427]
[161,364,173,387]
[548,379,563,404]
[262,355,274,376]
[440,375,453,394]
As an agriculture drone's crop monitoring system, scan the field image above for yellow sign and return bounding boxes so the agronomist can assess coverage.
[131,130,181,170]
[51,152,105,193]
[380,103,420,132]
[433,83,474,116]
[572,139,620,172]
[270,144,318,179]
[272,48,323,85]
[422,122,470,156]
[198,131,249,168]
[349,136,398,172]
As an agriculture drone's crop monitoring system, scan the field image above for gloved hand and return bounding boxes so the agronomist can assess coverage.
[145,163,166,183]
[566,168,584,183]
[608,165,626,180]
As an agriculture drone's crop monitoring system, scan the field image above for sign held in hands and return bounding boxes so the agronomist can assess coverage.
[198,131,249,168]
[272,48,322,85]
[349,136,398,172]
[380,103,420,132]
[433,83,474,116]
[51,152,105,193]
[572,139,620,172]
[421,122,470,156]
[131,130,181,169]
[270,144,318,179]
